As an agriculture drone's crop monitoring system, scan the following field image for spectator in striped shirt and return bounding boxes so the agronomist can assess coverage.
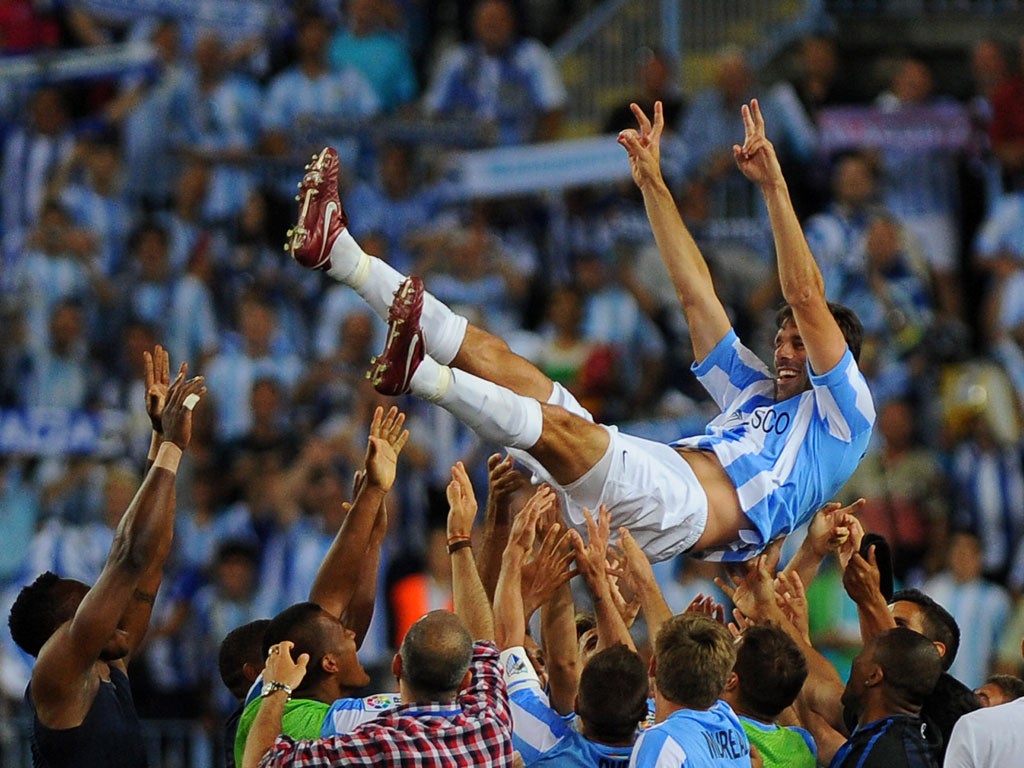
[423,0,567,145]
[241,462,516,768]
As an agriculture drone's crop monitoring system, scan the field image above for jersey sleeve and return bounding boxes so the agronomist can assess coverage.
[692,329,773,412]
[322,693,401,737]
[808,348,876,443]
[501,647,570,764]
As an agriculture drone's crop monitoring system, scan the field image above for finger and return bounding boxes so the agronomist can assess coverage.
[741,103,755,140]
[144,351,154,389]
[581,507,597,543]
[370,405,384,437]
[713,576,736,599]
[159,346,170,384]
[652,99,664,139]
[296,653,310,669]
[751,98,765,133]
[617,129,642,153]
[386,407,405,440]
[445,479,460,505]
[630,102,652,134]
[867,545,877,566]
[392,428,410,455]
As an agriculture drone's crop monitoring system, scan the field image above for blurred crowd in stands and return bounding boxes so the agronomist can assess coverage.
[3,0,1024,747]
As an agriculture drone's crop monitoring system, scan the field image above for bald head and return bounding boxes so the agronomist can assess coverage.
[399,611,473,700]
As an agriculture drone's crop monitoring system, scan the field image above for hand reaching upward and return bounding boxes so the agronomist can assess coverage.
[143,345,171,433]
[617,101,665,191]
[363,406,410,491]
[732,98,784,189]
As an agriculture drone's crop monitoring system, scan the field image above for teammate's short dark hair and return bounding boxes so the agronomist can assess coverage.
[776,302,863,363]
[734,624,808,718]
[8,572,67,657]
[218,619,271,701]
[874,627,943,709]
[263,602,330,688]
[399,610,473,701]
[985,674,1024,701]
[890,588,960,669]
[655,614,735,709]
[576,644,649,743]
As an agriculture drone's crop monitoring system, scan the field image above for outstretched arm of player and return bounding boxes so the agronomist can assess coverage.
[735,99,849,375]
[32,370,204,724]
[309,406,409,620]
[618,101,732,362]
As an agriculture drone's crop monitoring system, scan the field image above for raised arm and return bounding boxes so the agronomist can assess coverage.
[447,462,494,641]
[842,546,896,643]
[477,454,529,601]
[618,528,673,643]
[31,370,205,725]
[493,499,542,650]
[569,507,635,652]
[308,406,409,620]
[617,101,732,362]
[734,98,849,375]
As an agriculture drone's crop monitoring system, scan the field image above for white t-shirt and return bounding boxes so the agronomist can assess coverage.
[944,696,1024,767]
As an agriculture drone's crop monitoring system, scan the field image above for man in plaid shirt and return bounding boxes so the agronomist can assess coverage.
[241,463,516,768]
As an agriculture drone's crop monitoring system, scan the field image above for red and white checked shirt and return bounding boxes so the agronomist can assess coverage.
[258,641,514,768]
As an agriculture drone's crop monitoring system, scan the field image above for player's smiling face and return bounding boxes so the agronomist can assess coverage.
[773,320,810,401]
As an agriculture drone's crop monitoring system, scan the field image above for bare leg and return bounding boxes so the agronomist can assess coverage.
[411,359,607,484]
[452,325,554,403]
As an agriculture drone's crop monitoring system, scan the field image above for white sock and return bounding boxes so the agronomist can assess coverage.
[411,360,543,450]
[326,232,467,365]
[325,229,372,286]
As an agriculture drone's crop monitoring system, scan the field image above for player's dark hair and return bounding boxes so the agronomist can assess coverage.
[873,627,943,709]
[9,572,68,657]
[263,602,331,688]
[776,302,863,362]
[218,619,271,700]
[734,624,808,718]
[576,644,649,744]
[890,588,960,669]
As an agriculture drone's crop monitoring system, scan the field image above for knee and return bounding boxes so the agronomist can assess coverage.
[467,326,511,366]
[531,404,609,482]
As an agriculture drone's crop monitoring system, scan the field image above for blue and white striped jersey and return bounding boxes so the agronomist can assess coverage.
[630,701,749,768]
[502,647,634,768]
[672,329,875,561]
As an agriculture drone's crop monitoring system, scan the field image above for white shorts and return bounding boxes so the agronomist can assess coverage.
[512,385,708,562]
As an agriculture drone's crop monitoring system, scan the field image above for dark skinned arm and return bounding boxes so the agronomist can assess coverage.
[31,370,205,729]
[308,406,408,620]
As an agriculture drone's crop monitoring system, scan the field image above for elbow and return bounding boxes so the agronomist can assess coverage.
[108,530,148,574]
[781,283,823,310]
[546,654,580,681]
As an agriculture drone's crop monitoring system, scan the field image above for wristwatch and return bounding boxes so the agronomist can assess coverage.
[260,680,293,699]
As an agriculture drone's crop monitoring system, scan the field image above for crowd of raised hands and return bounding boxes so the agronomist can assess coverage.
[24,344,996,768]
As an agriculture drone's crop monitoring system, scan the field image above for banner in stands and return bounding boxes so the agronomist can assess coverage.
[0,42,156,86]
[444,135,633,199]
[818,103,971,154]
[0,409,125,456]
